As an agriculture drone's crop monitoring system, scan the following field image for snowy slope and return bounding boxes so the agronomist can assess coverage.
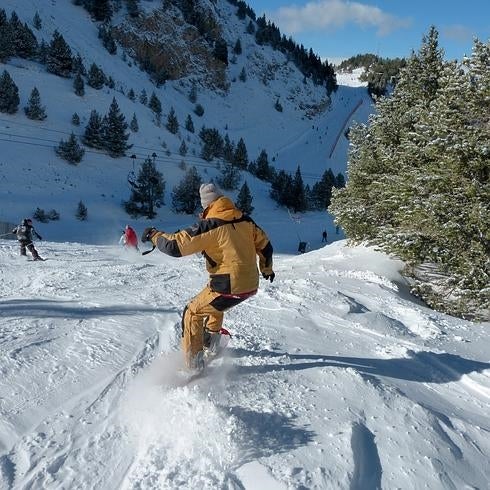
[0,239,488,489]
[0,0,372,252]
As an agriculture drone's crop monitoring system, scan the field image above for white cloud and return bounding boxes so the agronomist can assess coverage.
[269,0,411,36]
[442,24,474,42]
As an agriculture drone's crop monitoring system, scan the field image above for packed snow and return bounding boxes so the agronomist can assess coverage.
[0,237,489,489]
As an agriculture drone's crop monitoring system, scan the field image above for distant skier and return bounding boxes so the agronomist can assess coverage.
[322,230,328,242]
[120,225,139,251]
[12,218,43,260]
[141,183,275,372]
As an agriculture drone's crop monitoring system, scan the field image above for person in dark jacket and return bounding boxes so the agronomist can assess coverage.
[12,218,43,260]
[141,183,274,371]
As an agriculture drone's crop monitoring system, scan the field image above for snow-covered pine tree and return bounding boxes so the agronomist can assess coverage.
[24,87,47,120]
[331,29,490,318]
[139,88,147,105]
[102,97,132,157]
[56,133,85,164]
[0,70,19,113]
[171,166,202,214]
[83,109,105,149]
[166,107,179,134]
[72,113,80,125]
[46,30,73,78]
[236,181,254,214]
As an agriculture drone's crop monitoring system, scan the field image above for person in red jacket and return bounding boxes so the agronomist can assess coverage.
[121,225,139,251]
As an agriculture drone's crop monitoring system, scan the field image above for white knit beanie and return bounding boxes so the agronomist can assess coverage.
[200,183,223,209]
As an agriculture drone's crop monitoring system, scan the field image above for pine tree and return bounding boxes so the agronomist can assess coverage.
[239,67,247,82]
[73,71,85,96]
[127,88,135,101]
[223,134,234,163]
[0,70,19,114]
[233,38,242,55]
[83,109,104,149]
[139,88,148,105]
[103,97,132,157]
[72,113,80,125]
[56,133,85,164]
[179,140,187,156]
[217,162,241,191]
[76,200,88,220]
[0,9,13,62]
[125,156,165,218]
[46,30,73,77]
[87,63,105,89]
[185,114,195,133]
[130,113,139,132]
[330,29,490,318]
[72,53,86,76]
[255,149,272,181]
[311,168,336,210]
[171,166,202,214]
[166,107,179,134]
[33,11,42,30]
[92,0,112,22]
[10,13,38,60]
[148,91,162,124]
[233,137,248,169]
[236,181,253,214]
[290,166,307,213]
[24,87,47,120]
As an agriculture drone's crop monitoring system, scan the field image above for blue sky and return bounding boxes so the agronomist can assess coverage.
[245,0,489,64]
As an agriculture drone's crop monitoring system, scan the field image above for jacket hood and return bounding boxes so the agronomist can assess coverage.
[204,196,242,221]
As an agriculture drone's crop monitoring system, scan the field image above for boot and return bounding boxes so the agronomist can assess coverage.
[203,329,221,358]
[187,350,205,372]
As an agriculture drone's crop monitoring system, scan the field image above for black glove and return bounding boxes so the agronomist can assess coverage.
[262,271,275,283]
[141,227,157,243]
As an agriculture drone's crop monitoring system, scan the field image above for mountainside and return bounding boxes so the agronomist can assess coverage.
[0,0,372,251]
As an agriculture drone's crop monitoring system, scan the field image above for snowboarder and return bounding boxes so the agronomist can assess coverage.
[120,225,139,251]
[12,218,43,260]
[141,183,275,371]
[322,230,328,242]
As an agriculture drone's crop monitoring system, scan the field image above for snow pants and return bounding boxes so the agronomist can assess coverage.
[19,241,39,259]
[181,285,254,367]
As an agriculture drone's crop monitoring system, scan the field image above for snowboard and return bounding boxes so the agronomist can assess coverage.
[176,327,232,385]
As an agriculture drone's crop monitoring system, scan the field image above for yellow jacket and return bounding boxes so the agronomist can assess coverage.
[150,196,273,294]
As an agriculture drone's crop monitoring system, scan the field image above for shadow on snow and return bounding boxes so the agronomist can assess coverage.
[228,348,490,384]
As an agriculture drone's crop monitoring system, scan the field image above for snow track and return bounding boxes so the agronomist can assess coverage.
[0,240,489,489]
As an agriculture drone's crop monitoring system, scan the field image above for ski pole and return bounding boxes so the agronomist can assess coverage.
[142,245,156,256]
[0,232,13,237]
